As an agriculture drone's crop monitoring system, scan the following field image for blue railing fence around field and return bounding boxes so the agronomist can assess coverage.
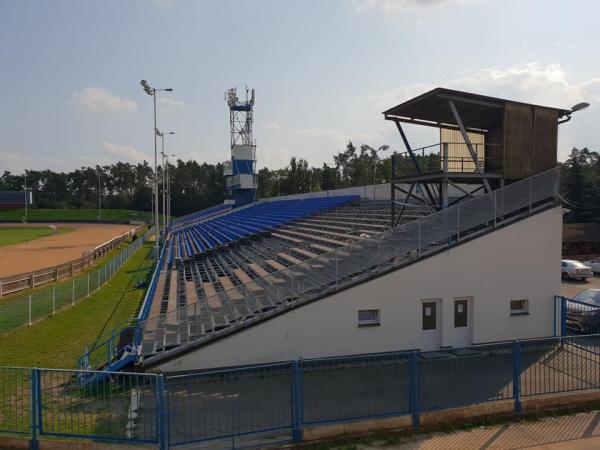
[5,332,600,449]
[77,232,165,375]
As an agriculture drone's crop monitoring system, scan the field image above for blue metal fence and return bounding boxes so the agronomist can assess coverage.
[3,333,600,449]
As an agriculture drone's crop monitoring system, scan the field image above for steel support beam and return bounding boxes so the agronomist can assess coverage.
[447,100,491,192]
[394,121,437,205]
[395,182,416,227]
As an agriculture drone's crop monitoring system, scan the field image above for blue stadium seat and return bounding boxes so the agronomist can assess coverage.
[168,195,359,260]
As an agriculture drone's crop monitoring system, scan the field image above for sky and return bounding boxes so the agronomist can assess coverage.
[1,0,599,174]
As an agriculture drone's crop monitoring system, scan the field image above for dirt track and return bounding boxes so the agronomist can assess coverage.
[0,223,136,278]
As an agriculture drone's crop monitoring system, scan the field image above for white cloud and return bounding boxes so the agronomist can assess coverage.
[0,151,29,173]
[157,96,185,109]
[354,0,474,13]
[101,141,148,162]
[74,87,137,114]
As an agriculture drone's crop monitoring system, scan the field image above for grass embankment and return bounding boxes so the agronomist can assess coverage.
[0,241,154,368]
[0,226,72,247]
[0,208,151,222]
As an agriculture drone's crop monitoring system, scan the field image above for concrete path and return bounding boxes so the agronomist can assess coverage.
[358,410,600,449]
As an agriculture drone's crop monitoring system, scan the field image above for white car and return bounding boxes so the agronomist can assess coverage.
[561,259,593,281]
[584,257,600,275]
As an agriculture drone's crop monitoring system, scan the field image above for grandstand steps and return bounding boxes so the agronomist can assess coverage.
[273,229,348,247]
[233,269,265,293]
[296,218,385,234]
[249,263,285,284]
[283,224,364,241]
[167,271,178,313]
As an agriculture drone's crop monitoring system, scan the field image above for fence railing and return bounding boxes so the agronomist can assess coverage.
[76,230,165,374]
[555,295,600,336]
[0,233,147,334]
[140,168,560,360]
[0,227,141,298]
[3,333,600,449]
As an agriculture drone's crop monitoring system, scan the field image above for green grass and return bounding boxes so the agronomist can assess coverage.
[0,241,154,368]
[0,226,72,247]
[0,208,152,222]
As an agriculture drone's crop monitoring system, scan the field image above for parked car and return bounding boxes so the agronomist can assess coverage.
[561,259,593,281]
[566,289,600,334]
[584,256,600,275]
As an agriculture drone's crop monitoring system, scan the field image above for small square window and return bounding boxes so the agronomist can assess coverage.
[510,299,529,315]
[358,309,380,327]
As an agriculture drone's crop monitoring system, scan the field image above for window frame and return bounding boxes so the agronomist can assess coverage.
[510,299,529,316]
[358,309,380,327]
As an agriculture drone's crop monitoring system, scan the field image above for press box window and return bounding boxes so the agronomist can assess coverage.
[358,309,380,327]
[510,299,529,315]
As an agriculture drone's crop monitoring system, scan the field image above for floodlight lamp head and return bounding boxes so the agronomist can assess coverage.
[140,80,154,96]
[571,102,590,113]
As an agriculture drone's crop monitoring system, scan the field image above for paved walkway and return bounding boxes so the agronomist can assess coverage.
[358,410,600,449]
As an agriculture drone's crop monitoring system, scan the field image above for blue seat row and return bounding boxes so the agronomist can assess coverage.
[170,204,233,232]
[169,195,359,260]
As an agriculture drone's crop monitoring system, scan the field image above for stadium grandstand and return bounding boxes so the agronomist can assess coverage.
[79,87,570,375]
[144,193,431,357]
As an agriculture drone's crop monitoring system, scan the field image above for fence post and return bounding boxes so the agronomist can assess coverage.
[72,279,75,305]
[417,222,421,258]
[0,279,3,301]
[291,360,303,442]
[512,341,521,413]
[87,273,90,298]
[52,286,55,315]
[493,191,497,228]
[334,249,338,287]
[410,351,419,428]
[457,205,461,241]
[560,296,567,337]
[28,295,32,325]
[156,374,168,450]
[29,368,39,450]
[528,177,532,215]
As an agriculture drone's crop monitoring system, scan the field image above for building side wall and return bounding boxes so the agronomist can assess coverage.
[155,207,562,372]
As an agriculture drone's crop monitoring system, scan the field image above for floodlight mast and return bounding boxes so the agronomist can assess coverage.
[159,130,175,233]
[140,79,173,261]
[361,144,390,200]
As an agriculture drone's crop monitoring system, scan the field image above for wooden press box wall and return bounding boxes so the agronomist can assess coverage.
[503,102,558,179]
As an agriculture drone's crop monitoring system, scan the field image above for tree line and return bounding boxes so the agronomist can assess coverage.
[0,143,598,222]
[560,147,600,223]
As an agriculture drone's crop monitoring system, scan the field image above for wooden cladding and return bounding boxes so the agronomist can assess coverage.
[440,129,485,173]
[503,102,558,179]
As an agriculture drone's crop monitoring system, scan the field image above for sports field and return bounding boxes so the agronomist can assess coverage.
[0,223,137,278]
[0,208,151,222]
[0,225,72,247]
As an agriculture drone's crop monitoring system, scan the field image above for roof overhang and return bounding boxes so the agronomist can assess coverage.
[383,87,570,132]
